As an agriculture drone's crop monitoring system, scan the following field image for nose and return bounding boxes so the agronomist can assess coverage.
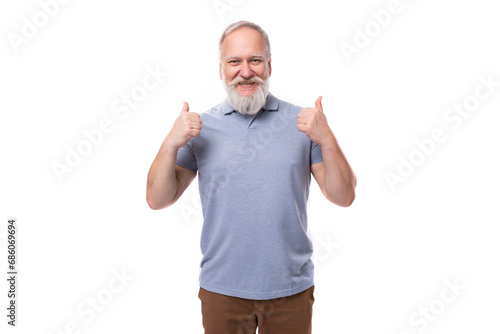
[239,61,253,79]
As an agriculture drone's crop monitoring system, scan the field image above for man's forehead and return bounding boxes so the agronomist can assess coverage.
[222,28,265,49]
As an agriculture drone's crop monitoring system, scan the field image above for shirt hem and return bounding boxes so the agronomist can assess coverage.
[199,279,314,300]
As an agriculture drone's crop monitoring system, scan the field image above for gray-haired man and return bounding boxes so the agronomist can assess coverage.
[147,21,356,333]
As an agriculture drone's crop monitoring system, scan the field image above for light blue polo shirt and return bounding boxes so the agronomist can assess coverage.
[176,92,323,300]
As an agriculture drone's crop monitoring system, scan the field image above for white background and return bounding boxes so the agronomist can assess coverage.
[1,0,499,333]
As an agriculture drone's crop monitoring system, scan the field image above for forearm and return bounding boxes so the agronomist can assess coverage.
[320,135,357,207]
[146,138,180,210]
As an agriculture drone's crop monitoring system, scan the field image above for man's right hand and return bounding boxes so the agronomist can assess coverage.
[166,102,202,150]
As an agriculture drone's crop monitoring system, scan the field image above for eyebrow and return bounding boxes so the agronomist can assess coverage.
[224,55,265,62]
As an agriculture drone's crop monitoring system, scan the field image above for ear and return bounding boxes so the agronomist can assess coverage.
[268,55,272,77]
[219,62,223,80]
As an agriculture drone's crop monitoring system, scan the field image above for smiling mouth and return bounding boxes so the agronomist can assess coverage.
[238,82,258,88]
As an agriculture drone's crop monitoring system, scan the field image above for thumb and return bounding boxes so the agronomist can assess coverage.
[182,101,189,113]
[315,96,323,112]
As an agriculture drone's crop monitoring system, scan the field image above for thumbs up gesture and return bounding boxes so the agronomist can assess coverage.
[297,96,334,147]
[166,102,202,150]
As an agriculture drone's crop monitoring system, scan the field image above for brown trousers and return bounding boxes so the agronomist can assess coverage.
[198,286,314,334]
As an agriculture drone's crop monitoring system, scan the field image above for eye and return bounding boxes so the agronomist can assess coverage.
[251,59,262,63]
[228,60,239,65]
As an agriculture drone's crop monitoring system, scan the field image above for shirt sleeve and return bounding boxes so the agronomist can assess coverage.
[176,138,198,171]
[310,141,324,165]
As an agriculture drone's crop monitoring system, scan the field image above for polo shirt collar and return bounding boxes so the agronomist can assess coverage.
[222,92,279,115]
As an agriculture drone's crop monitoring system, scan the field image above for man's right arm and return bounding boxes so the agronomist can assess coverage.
[146,102,202,210]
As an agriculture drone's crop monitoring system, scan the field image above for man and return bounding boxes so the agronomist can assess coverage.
[146,21,356,334]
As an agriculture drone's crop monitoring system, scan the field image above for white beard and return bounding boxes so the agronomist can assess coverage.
[222,73,270,115]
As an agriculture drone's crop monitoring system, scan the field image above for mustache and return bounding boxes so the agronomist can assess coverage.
[228,76,265,87]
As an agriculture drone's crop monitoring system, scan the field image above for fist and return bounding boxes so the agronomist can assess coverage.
[167,102,202,150]
[297,96,334,147]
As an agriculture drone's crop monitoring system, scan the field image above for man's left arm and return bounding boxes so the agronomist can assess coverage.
[297,96,357,207]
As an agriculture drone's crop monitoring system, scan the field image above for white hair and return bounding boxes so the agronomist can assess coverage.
[222,71,270,115]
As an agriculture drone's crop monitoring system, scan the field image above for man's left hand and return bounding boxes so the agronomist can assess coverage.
[297,96,335,147]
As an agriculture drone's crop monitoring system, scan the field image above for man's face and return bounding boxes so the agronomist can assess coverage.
[219,27,272,97]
